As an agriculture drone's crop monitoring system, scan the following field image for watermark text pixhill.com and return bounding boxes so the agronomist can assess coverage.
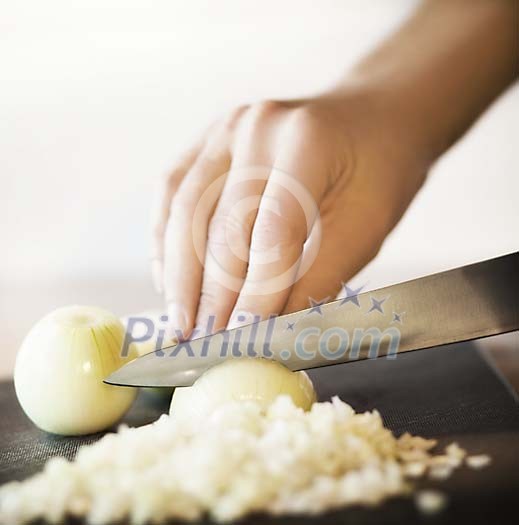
[122,313,402,363]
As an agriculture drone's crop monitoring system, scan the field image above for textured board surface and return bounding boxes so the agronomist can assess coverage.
[1,342,518,524]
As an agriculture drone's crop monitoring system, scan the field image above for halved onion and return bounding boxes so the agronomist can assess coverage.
[14,305,138,436]
[170,357,316,424]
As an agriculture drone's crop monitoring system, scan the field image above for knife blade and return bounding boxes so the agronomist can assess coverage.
[105,252,518,387]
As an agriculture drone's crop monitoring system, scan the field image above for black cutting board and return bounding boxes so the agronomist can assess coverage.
[1,342,518,524]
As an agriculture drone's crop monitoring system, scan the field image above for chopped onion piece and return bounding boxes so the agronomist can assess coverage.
[466,454,492,469]
[415,490,448,515]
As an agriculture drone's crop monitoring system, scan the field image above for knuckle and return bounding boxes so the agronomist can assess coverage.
[252,213,304,252]
[194,143,229,172]
[169,182,203,215]
[195,151,220,169]
[244,100,285,133]
[286,105,335,154]
[289,106,322,136]
[208,210,251,250]
[223,104,250,130]
[207,213,229,247]
[249,100,283,120]
[225,210,253,239]
[292,106,317,129]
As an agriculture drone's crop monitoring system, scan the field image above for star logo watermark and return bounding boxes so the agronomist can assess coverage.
[392,311,405,324]
[368,296,388,314]
[285,321,296,332]
[337,284,364,308]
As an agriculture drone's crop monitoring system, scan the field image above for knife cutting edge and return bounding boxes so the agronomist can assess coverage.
[105,252,518,388]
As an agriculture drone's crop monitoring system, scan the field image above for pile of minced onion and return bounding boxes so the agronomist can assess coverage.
[0,393,490,524]
[2,306,490,523]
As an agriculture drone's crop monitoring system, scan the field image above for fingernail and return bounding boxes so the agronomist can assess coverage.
[167,303,189,340]
[151,259,163,294]
[227,310,255,330]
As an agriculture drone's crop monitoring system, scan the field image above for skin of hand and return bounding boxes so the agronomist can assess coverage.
[151,93,427,338]
[151,0,518,339]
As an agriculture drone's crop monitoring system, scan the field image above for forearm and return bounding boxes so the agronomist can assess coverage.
[334,0,518,163]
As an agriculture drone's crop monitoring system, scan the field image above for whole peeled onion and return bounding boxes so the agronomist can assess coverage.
[14,305,138,436]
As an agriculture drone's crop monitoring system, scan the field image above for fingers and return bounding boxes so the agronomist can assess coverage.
[163,133,231,339]
[149,143,204,294]
[157,102,371,339]
[194,107,275,333]
[227,119,330,327]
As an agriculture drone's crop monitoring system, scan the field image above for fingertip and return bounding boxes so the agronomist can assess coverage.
[167,302,191,341]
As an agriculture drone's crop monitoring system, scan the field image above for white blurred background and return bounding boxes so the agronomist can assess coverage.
[1,0,518,378]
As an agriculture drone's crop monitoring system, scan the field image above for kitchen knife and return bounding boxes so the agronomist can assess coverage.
[105,251,518,388]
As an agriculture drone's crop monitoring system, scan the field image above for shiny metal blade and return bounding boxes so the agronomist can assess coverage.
[106,252,518,387]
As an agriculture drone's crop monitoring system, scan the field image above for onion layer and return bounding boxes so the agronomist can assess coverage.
[14,305,138,436]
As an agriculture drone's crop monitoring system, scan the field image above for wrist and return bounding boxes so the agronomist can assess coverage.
[319,81,439,172]
[326,0,518,167]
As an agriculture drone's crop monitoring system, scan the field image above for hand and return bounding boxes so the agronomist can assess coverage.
[151,91,429,339]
